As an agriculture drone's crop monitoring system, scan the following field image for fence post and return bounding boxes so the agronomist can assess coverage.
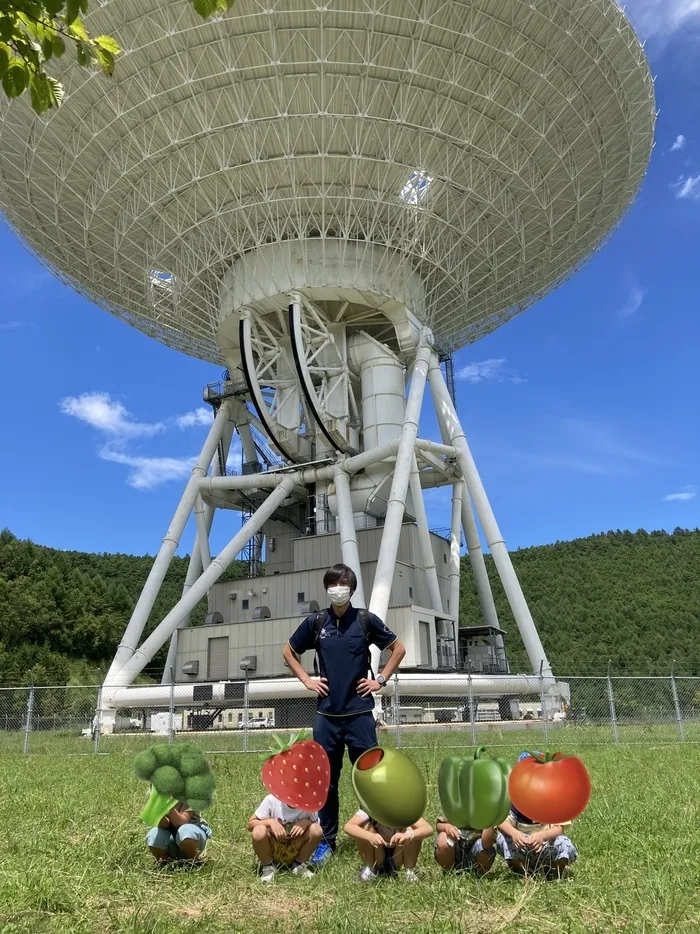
[539,660,549,744]
[467,662,476,747]
[93,669,103,755]
[606,661,619,744]
[243,672,249,753]
[670,660,685,742]
[168,667,176,745]
[393,674,401,749]
[23,677,35,755]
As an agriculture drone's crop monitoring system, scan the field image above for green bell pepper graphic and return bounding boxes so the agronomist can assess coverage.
[438,746,511,830]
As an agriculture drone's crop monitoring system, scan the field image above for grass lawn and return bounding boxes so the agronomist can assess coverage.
[1,741,699,934]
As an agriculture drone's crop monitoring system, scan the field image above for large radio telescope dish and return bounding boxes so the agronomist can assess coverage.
[0,0,654,361]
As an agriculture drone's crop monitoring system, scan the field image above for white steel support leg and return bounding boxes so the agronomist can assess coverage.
[334,466,366,608]
[238,421,258,465]
[111,474,297,687]
[409,456,443,614]
[449,482,462,627]
[194,495,212,570]
[161,419,236,684]
[428,358,552,677]
[460,483,500,630]
[106,402,232,683]
[369,343,432,676]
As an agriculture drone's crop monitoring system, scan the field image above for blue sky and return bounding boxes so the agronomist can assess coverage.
[1,0,699,559]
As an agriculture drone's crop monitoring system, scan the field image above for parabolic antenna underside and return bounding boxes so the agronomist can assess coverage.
[0,0,654,360]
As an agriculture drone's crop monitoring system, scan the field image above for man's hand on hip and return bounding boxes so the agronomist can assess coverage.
[303,676,329,697]
[357,678,382,697]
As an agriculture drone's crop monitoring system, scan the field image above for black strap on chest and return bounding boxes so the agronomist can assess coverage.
[311,608,375,679]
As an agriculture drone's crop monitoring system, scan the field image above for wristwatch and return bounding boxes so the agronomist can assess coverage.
[376,674,386,688]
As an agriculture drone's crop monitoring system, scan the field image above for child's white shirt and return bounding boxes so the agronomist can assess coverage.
[255,794,319,824]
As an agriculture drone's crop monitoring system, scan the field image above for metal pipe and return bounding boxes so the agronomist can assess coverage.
[107,401,232,679]
[333,466,366,608]
[670,661,685,742]
[108,474,297,687]
[409,455,443,614]
[449,482,462,627]
[110,672,555,708]
[162,418,235,682]
[428,359,552,676]
[202,473,283,491]
[460,482,500,629]
[369,344,433,678]
[606,660,619,744]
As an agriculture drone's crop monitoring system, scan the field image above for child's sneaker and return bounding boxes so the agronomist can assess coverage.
[260,864,276,884]
[403,868,420,883]
[356,866,378,883]
[291,862,314,879]
[309,842,333,867]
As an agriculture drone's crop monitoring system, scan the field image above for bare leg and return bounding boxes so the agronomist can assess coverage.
[178,837,204,862]
[149,847,171,864]
[251,825,274,865]
[475,828,496,875]
[356,838,384,869]
[508,859,526,876]
[297,823,324,864]
[434,833,456,871]
[474,849,495,874]
[398,839,422,870]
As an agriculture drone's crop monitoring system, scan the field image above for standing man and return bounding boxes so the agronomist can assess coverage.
[283,563,405,866]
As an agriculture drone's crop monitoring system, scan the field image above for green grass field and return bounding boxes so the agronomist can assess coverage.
[2,741,699,934]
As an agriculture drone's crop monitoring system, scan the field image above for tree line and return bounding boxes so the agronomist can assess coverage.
[1,526,699,686]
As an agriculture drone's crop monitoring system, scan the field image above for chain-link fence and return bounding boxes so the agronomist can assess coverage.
[4,671,700,755]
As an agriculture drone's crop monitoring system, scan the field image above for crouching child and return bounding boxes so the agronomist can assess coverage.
[434,815,496,875]
[147,802,211,864]
[248,793,323,883]
[345,810,433,883]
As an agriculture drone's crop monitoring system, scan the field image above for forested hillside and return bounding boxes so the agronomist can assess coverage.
[0,527,698,685]
[0,529,246,685]
[460,528,700,676]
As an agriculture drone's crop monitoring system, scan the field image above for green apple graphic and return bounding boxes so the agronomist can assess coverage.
[351,747,427,828]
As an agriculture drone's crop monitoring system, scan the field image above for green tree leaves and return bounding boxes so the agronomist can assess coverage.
[0,0,236,114]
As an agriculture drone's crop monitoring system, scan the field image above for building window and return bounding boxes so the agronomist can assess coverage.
[297,592,305,602]
[409,586,414,599]
[242,599,249,610]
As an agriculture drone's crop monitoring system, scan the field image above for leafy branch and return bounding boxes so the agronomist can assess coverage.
[0,0,235,114]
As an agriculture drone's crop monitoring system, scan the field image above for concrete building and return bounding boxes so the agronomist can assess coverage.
[175,521,458,683]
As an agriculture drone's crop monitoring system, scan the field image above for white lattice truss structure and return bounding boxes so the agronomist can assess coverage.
[0,0,654,360]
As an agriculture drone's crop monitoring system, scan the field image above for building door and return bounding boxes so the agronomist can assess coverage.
[207,636,229,681]
[419,621,432,666]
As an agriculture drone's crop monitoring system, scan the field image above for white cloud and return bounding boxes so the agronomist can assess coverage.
[99,449,196,491]
[619,286,646,318]
[456,358,525,385]
[673,175,700,200]
[664,486,697,502]
[59,392,165,439]
[625,0,700,39]
[176,407,213,429]
[670,134,686,152]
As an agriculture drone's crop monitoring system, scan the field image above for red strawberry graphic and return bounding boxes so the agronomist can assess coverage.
[260,730,331,810]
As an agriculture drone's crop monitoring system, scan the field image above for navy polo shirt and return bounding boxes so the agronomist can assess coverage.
[288,605,397,717]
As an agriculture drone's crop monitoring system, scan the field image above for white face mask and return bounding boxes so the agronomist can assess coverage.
[327,585,352,607]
